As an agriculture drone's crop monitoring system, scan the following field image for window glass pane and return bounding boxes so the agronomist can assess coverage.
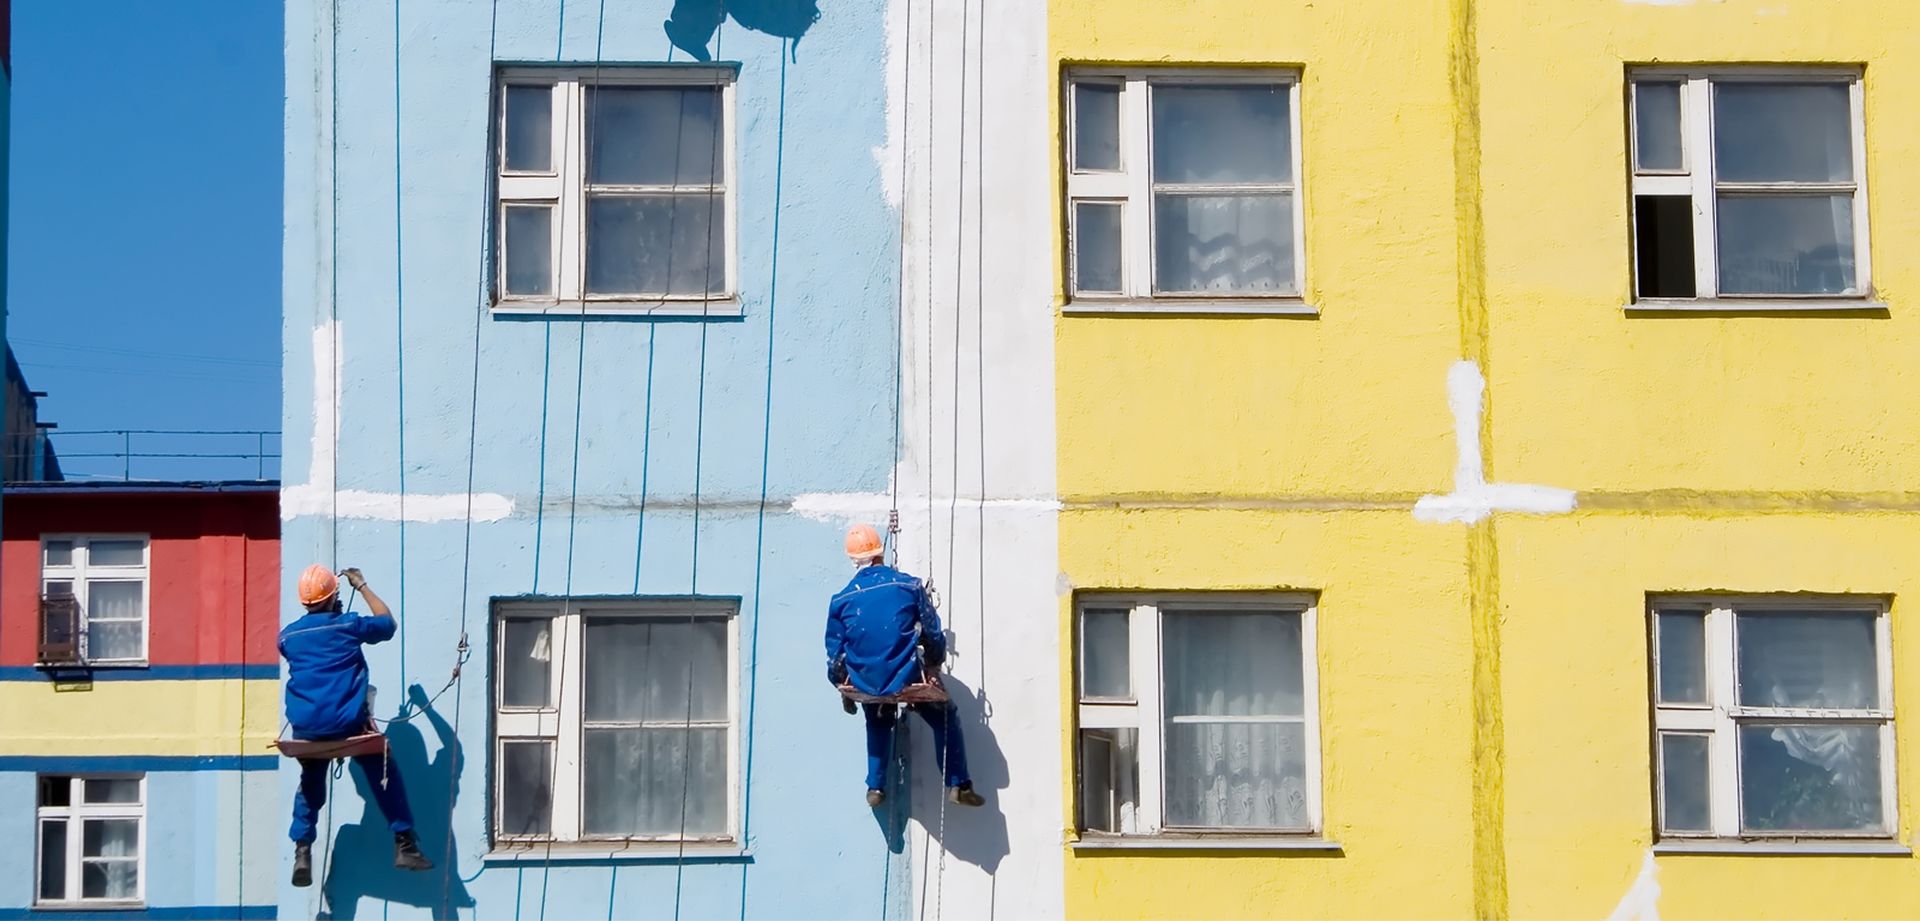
[1150,84,1290,184]
[583,727,727,836]
[1656,609,1707,704]
[81,819,138,859]
[1072,202,1123,295]
[1737,610,1877,709]
[584,617,727,723]
[586,195,726,296]
[1658,732,1711,832]
[86,581,142,621]
[1634,195,1696,299]
[499,619,553,708]
[588,86,722,186]
[44,540,73,567]
[44,580,74,598]
[502,205,555,297]
[1715,194,1855,295]
[83,779,140,805]
[1740,723,1882,832]
[38,819,66,901]
[1078,728,1137,834]
[1713,82,1852,183]
[1078,608,1130,699]
[80,861,138,901]
[1153,192,1293,294]
[1163,610,1302,717]
[87,622,143,662]
[1165,721,1308,829]
[504,84,553,172]
[498,740,554,837]
[39,776,72,807]
[86,582,144,661]
[1072,82,1120,171]
[1633,82,1684,172]
[87,541,144,568]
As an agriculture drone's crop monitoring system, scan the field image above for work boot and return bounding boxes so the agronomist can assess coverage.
[393,832,434,871]
[291,843,313,888]
[947,783,985,807]
[866,788,886,808]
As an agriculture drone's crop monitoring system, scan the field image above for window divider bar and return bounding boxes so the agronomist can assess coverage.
[1705,605,1740,837]
[1129,603,1164,836]
[1684,77,1719,299]
[1121,78,1154,299]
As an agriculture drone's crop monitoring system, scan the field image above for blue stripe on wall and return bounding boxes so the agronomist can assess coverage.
[0,755,277,772]
[0,907,274,920]
[0,665,279,681]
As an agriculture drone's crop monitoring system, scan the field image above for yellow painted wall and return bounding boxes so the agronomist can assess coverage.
[1055,0,1920,918]
[0,680,280,757]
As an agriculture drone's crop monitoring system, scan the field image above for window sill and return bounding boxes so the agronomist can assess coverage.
[492,298,744,320]
[1652,839,1910,856]
[483,842,751,865]
[1624,298,1888,316]
[1071,834,1341,853]
[1063,298,1319,318]
[29,901,147,911]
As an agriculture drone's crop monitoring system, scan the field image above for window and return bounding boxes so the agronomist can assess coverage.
[1629,71,1870,304]
[41,536,149,664]
[1065,71,1305,309]
[492,599,738,846]
[495,67,736,312]
[1074,595,1319,837]
[36,775,144,906]
[1650,598,1894,839]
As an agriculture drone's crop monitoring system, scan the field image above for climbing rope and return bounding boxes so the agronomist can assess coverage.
[438,0,502,915]
[734,38,792,921]
[533,1,588,916]
[393,0,410,695]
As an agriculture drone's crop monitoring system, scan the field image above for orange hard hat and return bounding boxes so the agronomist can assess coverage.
[844,524,885,561]
[297,564,339,606]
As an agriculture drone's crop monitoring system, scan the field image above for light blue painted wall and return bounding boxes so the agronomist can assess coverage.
[0,769,276,914]
[282,1,916,917]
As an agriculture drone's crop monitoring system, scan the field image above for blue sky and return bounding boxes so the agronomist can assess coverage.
[8,0,282,481]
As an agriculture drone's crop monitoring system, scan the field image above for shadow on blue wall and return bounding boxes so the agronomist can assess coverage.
[318,685,474,920]
[664,0,822,61]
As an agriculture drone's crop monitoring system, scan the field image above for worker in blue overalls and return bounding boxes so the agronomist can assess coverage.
[281,564,433,887]
[826,525,986,809]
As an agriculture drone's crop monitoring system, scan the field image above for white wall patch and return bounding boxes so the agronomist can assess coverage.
[1414,360,1576,524]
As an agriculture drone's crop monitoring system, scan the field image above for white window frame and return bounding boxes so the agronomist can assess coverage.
[1650,596,1896,840]
[1628,68,1872,309]
[1074,593,1321,838]
[1064,69,1310,315]
[40,535,151,666]
[491,598,740,848]
[493,65,740,317]
[35,774,147,908]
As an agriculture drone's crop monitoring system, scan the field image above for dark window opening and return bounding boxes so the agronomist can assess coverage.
[1635,195,1696,299]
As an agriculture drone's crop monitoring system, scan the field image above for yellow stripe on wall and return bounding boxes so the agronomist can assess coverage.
[0,679,280,758]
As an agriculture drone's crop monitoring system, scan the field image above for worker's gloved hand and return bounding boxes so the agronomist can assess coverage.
[841,696,857,715]
[341,567,368,591]
[827,663,848,687]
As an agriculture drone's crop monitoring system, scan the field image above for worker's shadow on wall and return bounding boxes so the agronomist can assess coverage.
[664,0,822,61]
[319,685,474,920]
[918,675,1011,875]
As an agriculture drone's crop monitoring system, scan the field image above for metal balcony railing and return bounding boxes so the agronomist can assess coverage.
[37,594,82,667]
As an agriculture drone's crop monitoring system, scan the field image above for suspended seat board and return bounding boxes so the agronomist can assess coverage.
[273,732,390,760]
[839,670,949,705]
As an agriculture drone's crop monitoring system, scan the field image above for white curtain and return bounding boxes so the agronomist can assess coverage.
[580,618,728,837]
[1162,612,1308,829]
[85,581,143,661]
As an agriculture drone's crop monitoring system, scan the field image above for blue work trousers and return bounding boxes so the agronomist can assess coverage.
[864,702,971,791]
[287,734,415,844]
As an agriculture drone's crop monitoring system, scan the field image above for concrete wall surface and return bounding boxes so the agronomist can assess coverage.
[281,0,1058,918]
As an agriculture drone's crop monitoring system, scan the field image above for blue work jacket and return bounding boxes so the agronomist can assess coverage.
[826,564,945,697]
[278,608,396,738]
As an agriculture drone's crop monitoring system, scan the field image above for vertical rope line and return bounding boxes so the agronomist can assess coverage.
[235,535,249,920]
[532,4,573,918]
[441,1,503,914]
[675,26,727,920]
[735,42,789,921]
[922,0,936,580]
[972,0,988,706]
[328,0,341,569]
[889,0,914,527]
[392,0,411,694]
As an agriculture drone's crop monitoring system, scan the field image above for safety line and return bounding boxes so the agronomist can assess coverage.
[440,0,503,913]
[393,0,410,701]
[735,39,791,921]
[675,26,728,920]
[888,0,915,539]
[534,1,582,916]
[312,4,342,917]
